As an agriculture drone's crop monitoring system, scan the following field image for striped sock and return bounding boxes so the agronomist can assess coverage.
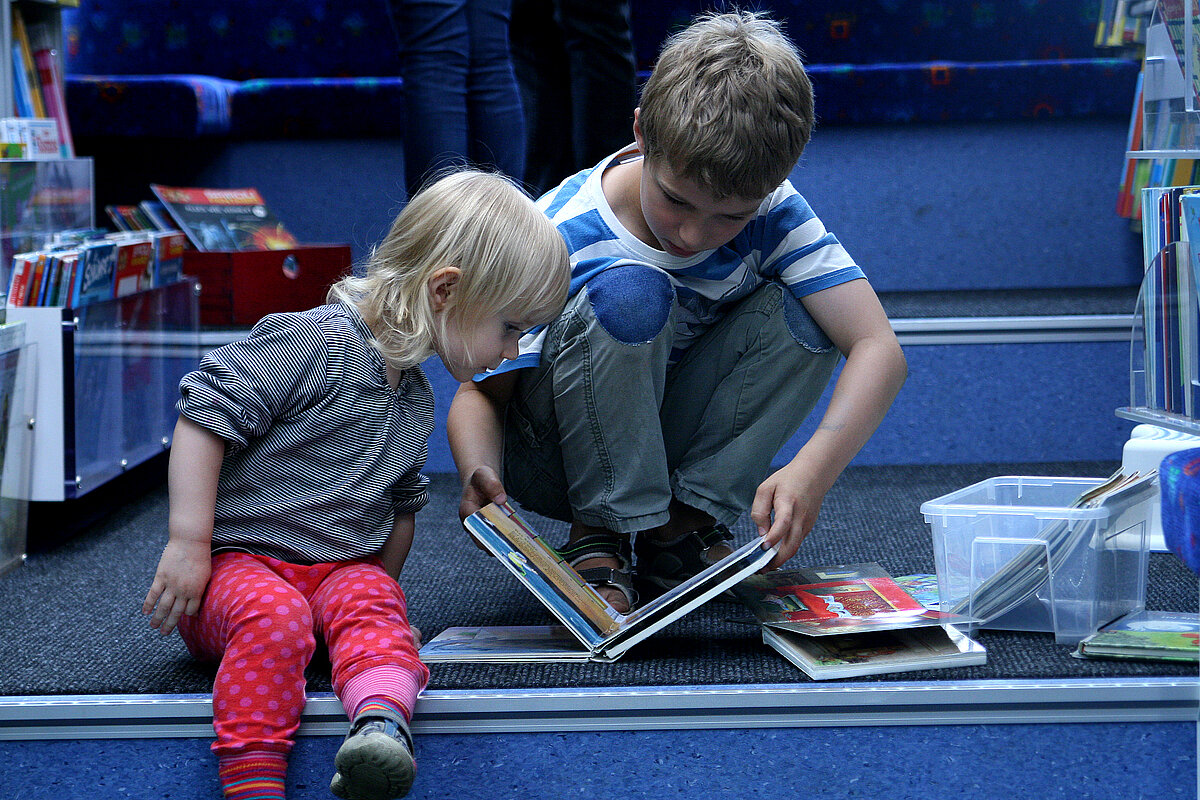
[354,695,409,723]
[217,751,287,800]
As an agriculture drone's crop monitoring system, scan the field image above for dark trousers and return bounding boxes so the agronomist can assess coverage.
[510,0,637,196]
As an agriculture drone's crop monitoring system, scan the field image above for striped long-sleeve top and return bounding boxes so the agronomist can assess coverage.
[176,302,433,564]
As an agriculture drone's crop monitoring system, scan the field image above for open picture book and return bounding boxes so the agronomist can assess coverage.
[732,562,985,679]
[431,501,776,663]
[732,562,977,636]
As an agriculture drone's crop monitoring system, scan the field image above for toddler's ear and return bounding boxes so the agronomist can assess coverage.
[427,266,462,311]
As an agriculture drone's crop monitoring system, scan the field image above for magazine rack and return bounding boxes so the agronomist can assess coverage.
[1136,0,1200,157]
[1117,240,1200,434]
[7,279,200,502]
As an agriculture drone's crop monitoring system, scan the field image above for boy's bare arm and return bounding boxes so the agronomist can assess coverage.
[144,415,225,634]
[447,371,518,520]
[752,279,907,569]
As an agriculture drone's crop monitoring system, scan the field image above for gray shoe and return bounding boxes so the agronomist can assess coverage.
[330,711,415,800]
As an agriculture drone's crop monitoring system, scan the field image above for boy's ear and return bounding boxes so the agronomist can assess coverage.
[427,266,462,312]
[632,107,644,152]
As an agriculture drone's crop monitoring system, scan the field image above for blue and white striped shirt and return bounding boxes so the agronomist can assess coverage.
[494,146,865,374]
[177,303,433,564]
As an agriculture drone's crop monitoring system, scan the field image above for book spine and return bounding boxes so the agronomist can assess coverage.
[12,6,46,118]
[31,47,71,157]
[478,505,620,635]
[7,255,29,305]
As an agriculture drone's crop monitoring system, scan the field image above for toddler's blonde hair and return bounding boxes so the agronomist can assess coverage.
[638,10,814,200]
[329,170,569,369]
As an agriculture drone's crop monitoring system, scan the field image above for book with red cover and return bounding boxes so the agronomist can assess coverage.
[112,237,154,297]
[732,562,977,636]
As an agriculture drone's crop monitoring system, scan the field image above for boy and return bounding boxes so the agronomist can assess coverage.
[448,11,907,612]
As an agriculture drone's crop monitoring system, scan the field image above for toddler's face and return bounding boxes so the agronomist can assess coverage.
[639,158,763,258]
[437,310,536,382]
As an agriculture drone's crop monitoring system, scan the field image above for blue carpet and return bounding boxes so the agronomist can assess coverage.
[2,722,1194,799]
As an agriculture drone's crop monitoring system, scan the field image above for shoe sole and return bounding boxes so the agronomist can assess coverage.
[332,731,416,800]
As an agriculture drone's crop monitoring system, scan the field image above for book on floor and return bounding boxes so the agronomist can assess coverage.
[420,625,595,663]
[732,562,977,637]
[1072,609,1200,663]
[732,562,985,678]
[448,501,776,663]
[761,623,986,680]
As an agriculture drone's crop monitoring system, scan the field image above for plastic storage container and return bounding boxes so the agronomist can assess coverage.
[920,476,1155,645]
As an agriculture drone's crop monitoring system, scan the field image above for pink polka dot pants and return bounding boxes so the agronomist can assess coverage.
[178,552,429,757]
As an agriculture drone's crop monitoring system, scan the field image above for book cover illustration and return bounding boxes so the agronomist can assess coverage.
[460,501,775,662]
[733,562,976,636]
[419,626,593,663]
[71,241,118,306]
[893,573,940,609]
[761,623,985,680]
[1073,610,1200,662]
[150,185,299,252]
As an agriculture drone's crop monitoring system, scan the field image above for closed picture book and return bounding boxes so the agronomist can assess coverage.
[112,237,153,297]
[761,623,986,680]
[456,501,776,662]
[733,562,977,637]
[71,241,118,306]
[1073,610,1200,663]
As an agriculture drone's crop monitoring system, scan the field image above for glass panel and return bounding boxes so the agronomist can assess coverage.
[68,280,199,497]
[0,328,35,576]
[0,158,94,295]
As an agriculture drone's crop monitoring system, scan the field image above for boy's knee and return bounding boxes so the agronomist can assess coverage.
[781,290,835,353]
[585,265,675,344]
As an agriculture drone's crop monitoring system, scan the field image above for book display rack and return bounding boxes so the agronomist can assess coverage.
[1120,0,1200,436]
[0,161,201,504]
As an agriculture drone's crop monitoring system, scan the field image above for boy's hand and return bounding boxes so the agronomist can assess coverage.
[750,465,826,570]
[459,466,507,522]
[143,538,212,636]
[459,467,508,553]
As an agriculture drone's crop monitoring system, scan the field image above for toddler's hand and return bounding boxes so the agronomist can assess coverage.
[143,538,211,636]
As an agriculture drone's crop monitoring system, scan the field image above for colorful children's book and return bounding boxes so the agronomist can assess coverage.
[70,240,118,306]
[458,501,776,662]
[150,184,299,252]
[1072,610,1200,662]
[761,623,986,680]
[732,562,977,636]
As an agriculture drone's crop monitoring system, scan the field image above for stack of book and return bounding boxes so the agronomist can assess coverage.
[731,563,986,680]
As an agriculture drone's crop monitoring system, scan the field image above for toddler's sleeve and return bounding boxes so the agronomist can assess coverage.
[177,313,330,450]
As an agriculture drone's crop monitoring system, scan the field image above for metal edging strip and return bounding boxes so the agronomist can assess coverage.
[195,316,1135,354]
[0,678,1194,740]
[891,315,1133,345]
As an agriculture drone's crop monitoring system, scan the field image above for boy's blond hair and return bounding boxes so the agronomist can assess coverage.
[329,170,569,369]
[638,10,813,200]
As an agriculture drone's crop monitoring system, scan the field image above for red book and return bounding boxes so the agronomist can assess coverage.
[112,238,153,297]
[7,253,33,305]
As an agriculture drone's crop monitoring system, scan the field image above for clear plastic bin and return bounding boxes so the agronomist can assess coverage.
[920,476,1155,645]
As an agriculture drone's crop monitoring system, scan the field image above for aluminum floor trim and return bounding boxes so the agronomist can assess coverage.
[199,315,1134,352]
[1,678,1194,740]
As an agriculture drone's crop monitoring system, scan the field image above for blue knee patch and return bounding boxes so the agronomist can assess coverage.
[586,266,674,344]
[782,290,835,353]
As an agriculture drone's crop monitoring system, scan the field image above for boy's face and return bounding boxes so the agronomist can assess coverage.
[638,157,763,258]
